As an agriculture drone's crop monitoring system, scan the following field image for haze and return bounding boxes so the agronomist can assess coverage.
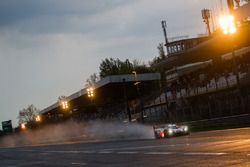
[0,0,226,127]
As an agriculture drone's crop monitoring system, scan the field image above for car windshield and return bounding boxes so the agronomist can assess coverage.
[166,124,178,129]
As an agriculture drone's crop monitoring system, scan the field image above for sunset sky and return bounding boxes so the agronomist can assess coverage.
[0,0,228,127]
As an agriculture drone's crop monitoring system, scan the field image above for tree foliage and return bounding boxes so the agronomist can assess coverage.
[86,73,100,87]
[99,58,132,78]
[149,43,166,67]
[17,105,39,124]
[99,58,153,78]
[158,43,166,60]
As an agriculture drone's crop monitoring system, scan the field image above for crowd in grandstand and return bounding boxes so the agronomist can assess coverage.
[166,50,250,100]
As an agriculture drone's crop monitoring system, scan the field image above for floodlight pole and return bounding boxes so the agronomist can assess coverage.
[133,71,144,123]
[161,20,169,55]
[123,78,132,122]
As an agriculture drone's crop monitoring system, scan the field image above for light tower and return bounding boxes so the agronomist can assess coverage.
[161,20,169,55]
[87,87,94,98]
[202,9,212,36]
[219,15,236,34]
[21,123,26,130]
[58,96,69,110]
[219,14,239,84]
[35,115,41,122]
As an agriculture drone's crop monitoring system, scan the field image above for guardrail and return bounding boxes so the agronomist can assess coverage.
[182,113,250,130]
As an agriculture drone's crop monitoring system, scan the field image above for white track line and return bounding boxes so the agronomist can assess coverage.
[46,150,79,153]
[46,150,95,154]
[14,149,231,157]
[104,144,180,151]
[71,162,87,166]
[98,151,113,154]
[145,152,173,155]
[79,151,96,154]
[117,151,138,154]
[184,152,227,156]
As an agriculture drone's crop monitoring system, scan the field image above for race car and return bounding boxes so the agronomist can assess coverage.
[153,124,189,139]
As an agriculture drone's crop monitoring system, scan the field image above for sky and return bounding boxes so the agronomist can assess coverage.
[0,0,227,127]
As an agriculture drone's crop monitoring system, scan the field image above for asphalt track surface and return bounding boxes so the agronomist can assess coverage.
[1,128,250,167]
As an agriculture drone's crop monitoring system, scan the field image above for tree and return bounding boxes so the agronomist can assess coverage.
[132,59,154,73]
[99,58,118,78]
[99,58,134,78]
[86,73,100,87]
[119,59,134,74]
[149,43,166,68]
[17,105,39,124]
[99,58,153,78]
[157,43,166,60]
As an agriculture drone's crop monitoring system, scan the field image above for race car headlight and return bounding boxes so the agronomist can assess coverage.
[184,126,188,132]
[168,129,173,135]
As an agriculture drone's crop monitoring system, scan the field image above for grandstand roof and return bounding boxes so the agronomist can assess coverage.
[40,73,161,114]
[166,60,212,82]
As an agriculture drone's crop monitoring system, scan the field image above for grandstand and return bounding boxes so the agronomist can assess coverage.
[143,16,250,127]
[39,73,161,124]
